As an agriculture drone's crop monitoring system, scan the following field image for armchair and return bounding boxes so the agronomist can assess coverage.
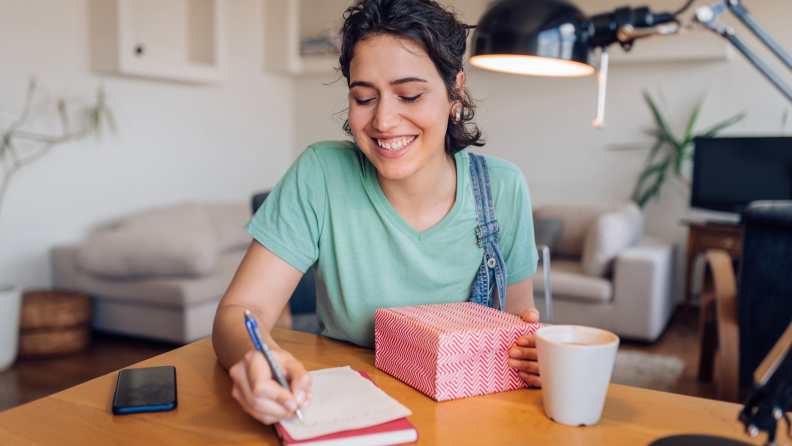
[531,203,675,342]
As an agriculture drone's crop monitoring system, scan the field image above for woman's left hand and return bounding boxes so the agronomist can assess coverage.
[508,308,542,388]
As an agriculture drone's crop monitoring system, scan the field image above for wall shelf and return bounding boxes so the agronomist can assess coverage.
[88,0,227,84]
[264,0,345,77]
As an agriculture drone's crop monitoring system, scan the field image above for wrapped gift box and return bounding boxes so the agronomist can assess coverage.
[375,302,543,402]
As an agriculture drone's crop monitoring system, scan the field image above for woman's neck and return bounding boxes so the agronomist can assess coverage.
[377,151,458,233]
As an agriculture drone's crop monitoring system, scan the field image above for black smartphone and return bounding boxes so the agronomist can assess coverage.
[112,365,177,415]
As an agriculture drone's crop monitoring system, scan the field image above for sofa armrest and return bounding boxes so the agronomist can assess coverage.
[611,238,675,341]
[51,244,81,290]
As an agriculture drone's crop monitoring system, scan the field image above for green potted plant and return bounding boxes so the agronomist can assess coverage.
[631,91,746,208]
[0,79,114,371]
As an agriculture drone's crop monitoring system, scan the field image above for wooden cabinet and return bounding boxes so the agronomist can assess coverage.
[88,0,227,84]
[684,221,743,307]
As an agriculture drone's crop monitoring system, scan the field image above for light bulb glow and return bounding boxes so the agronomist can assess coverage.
[470,55,594,77]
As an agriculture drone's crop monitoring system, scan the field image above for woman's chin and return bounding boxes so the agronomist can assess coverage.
[375,164,417,182]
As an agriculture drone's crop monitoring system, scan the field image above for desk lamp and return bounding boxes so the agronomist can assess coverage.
[468,1,792,445]
[469,0,792,128]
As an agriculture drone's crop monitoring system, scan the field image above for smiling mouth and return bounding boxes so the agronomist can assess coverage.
[374,135,417,151]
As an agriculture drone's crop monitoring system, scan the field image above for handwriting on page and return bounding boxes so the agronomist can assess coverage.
[280,366,412,440]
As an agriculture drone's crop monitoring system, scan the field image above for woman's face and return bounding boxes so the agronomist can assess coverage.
[348,34,459,181]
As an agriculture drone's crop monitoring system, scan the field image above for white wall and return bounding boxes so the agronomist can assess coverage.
[0,0,294,287]
[4,0,791,300]
[293,0,792,303]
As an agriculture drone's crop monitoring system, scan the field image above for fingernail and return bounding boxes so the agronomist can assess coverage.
[508,359,519,367]
[284,399,297,411]
[509,348,519,358]
[295,390,306,405]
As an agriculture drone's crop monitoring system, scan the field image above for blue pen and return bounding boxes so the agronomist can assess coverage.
[244,310,305,424]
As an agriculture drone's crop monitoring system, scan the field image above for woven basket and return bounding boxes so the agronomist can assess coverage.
[19,291,93,357]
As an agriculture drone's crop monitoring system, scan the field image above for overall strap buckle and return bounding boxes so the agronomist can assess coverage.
[475,220,500,246]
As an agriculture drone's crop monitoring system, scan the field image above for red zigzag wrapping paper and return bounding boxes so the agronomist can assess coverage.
[375,302,544,402]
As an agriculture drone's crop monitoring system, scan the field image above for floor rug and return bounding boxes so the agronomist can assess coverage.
[610,351,686,393]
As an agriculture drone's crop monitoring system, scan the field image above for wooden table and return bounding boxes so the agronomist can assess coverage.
[0,329,786,446]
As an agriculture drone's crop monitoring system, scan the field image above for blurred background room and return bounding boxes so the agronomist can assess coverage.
[1,0,790,412]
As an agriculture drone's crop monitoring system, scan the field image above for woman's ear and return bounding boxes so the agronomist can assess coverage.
[450,71,466,120]
[455,71,466,92]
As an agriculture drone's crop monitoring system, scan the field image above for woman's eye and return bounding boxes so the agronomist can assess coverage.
[355,97,374,105]
[401,94,422,103]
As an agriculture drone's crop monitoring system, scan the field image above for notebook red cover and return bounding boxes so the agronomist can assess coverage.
[274,371,418,446]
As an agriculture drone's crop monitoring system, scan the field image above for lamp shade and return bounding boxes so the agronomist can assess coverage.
[470,0,595,77]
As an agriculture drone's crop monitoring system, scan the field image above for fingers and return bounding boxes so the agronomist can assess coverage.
[509,333,542,388]
[508,357,540,374]
[229,349,312,425]
[520,308,540,323]
[509,343,537,360]
[247,352,299,411]
[519,371,542,388]
[275,349,314,408]
[515,334,537,348]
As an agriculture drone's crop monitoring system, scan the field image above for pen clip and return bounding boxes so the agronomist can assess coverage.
[245,319,262,351]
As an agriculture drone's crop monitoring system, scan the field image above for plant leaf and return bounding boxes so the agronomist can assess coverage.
[643,91,680,148]
[633,157,671,208]
[57,99,69,133]
[684,91,707,143]
[698,111,746,139]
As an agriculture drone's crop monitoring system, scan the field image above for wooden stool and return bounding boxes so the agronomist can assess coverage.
[19,291,93,358]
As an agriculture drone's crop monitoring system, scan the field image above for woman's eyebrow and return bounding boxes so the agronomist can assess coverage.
[390,77,427,85]
[349,77,428,89]
[349,81,374,89]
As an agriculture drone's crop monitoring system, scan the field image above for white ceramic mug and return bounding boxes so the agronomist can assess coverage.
[535,325,620,426]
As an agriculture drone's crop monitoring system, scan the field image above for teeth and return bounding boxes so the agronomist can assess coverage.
[376,135,416,151]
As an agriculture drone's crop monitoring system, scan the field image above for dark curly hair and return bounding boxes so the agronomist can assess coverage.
[338,0,484,155]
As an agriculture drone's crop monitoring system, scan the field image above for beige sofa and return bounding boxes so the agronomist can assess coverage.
[51,202,289,344]
[531,203,674,341]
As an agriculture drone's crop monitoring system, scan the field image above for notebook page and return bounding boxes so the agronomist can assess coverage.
[279,366,412,440]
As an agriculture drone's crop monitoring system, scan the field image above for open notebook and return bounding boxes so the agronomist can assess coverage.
[276,367,417,446]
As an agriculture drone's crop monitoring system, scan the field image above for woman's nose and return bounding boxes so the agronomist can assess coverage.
[373,97,400,132]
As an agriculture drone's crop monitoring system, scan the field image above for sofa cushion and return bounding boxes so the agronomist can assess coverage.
[75,203,219,278]
[118,202,216,235]
[205,203,253,252]
[76,229,217,278]
[581,203,643,277]
[532,259,612,303]
[73,250,246,307]
[533,205,612,257]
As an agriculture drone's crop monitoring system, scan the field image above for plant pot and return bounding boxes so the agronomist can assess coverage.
[0,284,23,372]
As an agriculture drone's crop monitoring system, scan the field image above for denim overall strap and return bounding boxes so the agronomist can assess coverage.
[467,152,507,312]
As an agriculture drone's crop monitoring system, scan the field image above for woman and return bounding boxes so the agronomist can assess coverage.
[212,0,542,425]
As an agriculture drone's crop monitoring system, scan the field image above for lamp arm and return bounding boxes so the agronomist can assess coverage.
[695,1,792,104]
[738,321,792,446]
[726,0,792,72]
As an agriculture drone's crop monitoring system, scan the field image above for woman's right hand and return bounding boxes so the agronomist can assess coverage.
[229,348,313,425]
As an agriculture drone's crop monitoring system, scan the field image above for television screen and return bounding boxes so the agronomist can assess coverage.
[691,137,792,213]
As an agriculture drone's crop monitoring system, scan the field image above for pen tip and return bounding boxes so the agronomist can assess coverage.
[296,408,305,424]
[244,310,251,316]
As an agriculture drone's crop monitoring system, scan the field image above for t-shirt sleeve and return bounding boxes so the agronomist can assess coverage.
[244,147,326,273]
[496,168,538,286]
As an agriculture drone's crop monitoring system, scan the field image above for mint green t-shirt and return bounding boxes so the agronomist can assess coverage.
[245,140,538,347]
